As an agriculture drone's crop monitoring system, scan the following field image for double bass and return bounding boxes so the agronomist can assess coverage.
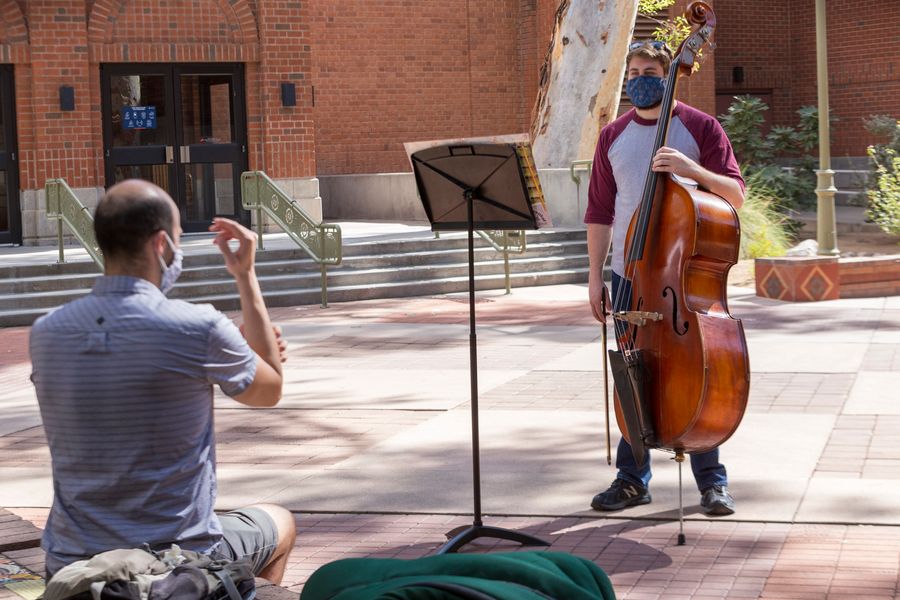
[607,2,750,476]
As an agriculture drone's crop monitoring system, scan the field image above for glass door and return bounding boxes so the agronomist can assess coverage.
[0,65,21,245]
[101,64,248,232]
[175,66,247,230]
[102,65,178,206]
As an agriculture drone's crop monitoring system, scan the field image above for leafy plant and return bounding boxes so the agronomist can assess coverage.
[719,96,826,210]
[864,114,900,146]
[794,106,821,152]
[718,96,773,163]
[653,15,692,55]
[866,145,900,236]
[737,174,795,259]
[862,116,899,235]
[636,0,702,66]
[637,0,676,14]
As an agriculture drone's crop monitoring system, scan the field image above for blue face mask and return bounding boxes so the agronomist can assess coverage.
[156,232,183,295]
[626,75,666,109]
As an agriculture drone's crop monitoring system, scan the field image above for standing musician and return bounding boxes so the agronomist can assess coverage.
[585,40,744,516]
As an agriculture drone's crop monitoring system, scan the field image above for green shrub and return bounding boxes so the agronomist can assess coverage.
[864,114,900,154]
[863,116,900,235]
[737,174,794,259]
[718,95,773,164]
[638,0,676,15]
[866,147,900,236]
[719,96,826,211]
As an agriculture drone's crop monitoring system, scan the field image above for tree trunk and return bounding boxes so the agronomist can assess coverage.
[531,0,640,169]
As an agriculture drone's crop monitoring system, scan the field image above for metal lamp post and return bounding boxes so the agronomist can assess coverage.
[815,0,839,255]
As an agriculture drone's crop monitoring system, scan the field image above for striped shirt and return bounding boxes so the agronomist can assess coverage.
[584,103,744,276]
[30,276,257,574]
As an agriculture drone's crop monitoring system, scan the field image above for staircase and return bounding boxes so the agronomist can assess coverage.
[0,229,589,327]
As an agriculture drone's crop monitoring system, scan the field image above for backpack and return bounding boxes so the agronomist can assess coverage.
[299,551,616,600]
[43,546,256,600]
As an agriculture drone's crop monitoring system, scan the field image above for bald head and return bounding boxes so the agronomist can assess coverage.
[95,180,179,261]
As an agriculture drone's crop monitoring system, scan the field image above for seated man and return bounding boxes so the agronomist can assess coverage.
[30,180,296,583]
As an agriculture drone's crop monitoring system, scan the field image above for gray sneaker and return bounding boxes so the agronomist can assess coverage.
[701,485,735,515]
[591,478,651,511]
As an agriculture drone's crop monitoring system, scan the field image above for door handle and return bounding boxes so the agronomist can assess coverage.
[165,146,174,164]
[180,146,191,163]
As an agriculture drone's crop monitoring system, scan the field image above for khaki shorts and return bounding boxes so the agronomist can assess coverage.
[214,507,279,575]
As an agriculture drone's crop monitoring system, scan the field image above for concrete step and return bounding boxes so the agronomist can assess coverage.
[0,229,590,326]
[0,241,587,294]
[793,206,884,235]
[187,267,591,312]
[167,255,590,300]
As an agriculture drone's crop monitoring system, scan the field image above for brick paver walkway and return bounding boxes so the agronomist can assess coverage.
[3,510,898,599]
[2,285,898,599]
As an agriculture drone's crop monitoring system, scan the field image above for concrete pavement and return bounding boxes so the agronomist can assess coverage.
[0,221,437,268]
[1,281,898,599]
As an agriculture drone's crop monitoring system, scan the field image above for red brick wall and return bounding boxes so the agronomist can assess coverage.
[670,0,716,117]
[256,1,315,179]
[4,0,305,194]
[107,1,237,44]
[469,2,523,137]
[25,1,94,190]
[1,0,889,210]
[715,0,899,158]
[308,0,530,175]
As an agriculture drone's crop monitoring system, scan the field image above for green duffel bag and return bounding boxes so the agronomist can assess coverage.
[299,551,616,600]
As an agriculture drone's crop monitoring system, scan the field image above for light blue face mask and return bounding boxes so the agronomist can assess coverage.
[626,75,666,109]
[157,232,183,295]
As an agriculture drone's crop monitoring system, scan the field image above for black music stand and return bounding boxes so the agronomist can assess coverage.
[407,138,550,554]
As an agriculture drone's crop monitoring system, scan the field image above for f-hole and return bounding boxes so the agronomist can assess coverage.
[662,286,689,336]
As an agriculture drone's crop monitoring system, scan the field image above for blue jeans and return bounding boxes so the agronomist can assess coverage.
[610,272,728,492]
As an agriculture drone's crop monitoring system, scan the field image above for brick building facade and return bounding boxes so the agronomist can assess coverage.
[0,0,895,245]
[714,0,899,158]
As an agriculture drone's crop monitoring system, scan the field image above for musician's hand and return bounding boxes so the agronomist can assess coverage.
[589,278,612,324]
[210,217,257,280]
[652,146,700,179]
[272,325,288,363]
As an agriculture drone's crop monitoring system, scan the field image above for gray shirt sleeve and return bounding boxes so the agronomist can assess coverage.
[205,315,258,397]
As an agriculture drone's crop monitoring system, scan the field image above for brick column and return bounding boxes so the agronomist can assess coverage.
[22,1,97,243]
[256,2,316,179]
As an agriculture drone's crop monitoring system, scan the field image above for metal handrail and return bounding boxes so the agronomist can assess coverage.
[477,230,527,295]
[476,230,527,254]
[45,178,104,270]
[435,230,527,294]
[570,160,594,221]
[240,171,342,307]
[570,159,593,185]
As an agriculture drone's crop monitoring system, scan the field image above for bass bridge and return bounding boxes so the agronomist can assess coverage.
[613,310,663,327]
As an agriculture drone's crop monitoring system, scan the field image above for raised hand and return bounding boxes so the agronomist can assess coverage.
[210,217,257,278]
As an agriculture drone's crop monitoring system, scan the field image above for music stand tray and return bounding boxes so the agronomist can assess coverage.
[405,135,551,554]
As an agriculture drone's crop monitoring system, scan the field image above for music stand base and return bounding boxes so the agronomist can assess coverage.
[438,524,550,554]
